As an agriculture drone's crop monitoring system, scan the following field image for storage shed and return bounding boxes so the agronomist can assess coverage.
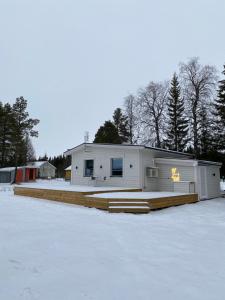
[27,161,56,179]
[65,165,71,181]
[0,166,37,184]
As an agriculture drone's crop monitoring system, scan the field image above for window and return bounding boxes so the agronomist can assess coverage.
[84,160,94,177]
[111,158,123,177]
[171,168,180,182]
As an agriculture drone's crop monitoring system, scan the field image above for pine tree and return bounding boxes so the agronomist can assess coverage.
[0,102,15,167]
[165,73,189,152]
[11,97,39,167]
[214,65,225,149]
[113,108,129,143]
[94,121,121,144]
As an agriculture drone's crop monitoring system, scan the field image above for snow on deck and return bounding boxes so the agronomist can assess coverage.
[16,179,137,192]
[89,191,188,199]
[1,188,225,299]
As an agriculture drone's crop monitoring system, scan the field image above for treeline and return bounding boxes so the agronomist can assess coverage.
[0,97,39,168]
[94,58,225,175]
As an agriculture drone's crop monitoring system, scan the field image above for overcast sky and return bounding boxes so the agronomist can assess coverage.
[0,0,224,157]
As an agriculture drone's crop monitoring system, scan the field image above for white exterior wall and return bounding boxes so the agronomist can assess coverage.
[140,150,158,191]
[68,144,221,199]
[197,165,221,199]
[39,163,56,178]
[71,147,142,188]
[155,163,195,192]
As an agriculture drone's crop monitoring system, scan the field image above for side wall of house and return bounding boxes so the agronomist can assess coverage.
[140,150,158,191]
[155,163,195,192]
[39,163,56,178]
[71,147,142,188]
[205,165,221,199]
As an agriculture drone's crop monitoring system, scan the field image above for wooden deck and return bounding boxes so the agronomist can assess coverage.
[14,187,198,213]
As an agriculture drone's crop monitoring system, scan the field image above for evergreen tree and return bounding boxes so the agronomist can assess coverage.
[113,108,129,143]
[38,153,48,161]
[214,65,225,149]
[11,97,39,168]
[165,73,189,151]
[93,121,121,144]
[48,155,71,178]
[0,102,14,167]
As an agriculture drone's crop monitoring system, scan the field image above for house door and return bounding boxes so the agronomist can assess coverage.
[199,166,208,199]
[29,169,34,180]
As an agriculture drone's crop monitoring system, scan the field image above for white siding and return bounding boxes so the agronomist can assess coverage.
[141,150,158,191]
[156,163,195,192]
[205,165,221,199]
[39,163,56,178]
[71,147,141,188]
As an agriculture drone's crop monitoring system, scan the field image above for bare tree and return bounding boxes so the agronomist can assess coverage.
[25,136,36,162]
[123,94,139,144]
[137,81,168,148]
[179,57,218,156]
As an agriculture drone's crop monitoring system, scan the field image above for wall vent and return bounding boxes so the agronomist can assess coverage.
[146,167,159,178]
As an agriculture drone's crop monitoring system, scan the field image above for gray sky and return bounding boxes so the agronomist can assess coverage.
[0,0,224,157]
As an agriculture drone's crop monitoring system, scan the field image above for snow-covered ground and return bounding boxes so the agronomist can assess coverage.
[89,191,188,199]
[220,181,225,191]
[1,187,225,300]
[16,179,136,192]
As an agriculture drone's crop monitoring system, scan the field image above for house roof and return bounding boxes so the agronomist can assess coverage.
[26,161,56,169]
[0,161,57,172]
[0,166,25,172]
[64,143,194,158]
[65,165,71,171]
[155,158,222,167]
[0,167,16,172]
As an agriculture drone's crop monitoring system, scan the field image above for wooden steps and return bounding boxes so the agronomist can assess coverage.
[109,201,149,206]
[108,205,150,213]
[108,200,150,213]
[14,186,199,214]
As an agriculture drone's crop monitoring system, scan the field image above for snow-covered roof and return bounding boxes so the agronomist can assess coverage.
[155,158,222,167]
[64,143,193,158]
[26,161,56,169]
[0,167,16,172]
[65,165,71,171]
[0,166,25,172]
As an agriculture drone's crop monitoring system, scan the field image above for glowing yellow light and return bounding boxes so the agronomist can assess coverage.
[171,168,180,182]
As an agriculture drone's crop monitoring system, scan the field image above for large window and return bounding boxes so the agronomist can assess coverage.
[84,160,94,177]
[111,158,123,177]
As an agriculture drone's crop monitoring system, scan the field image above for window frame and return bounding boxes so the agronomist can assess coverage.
[84,159,94,177]
[111,158,123,177]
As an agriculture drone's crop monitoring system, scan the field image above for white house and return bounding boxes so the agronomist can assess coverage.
[27,161,56,179]
[64,143,222,200]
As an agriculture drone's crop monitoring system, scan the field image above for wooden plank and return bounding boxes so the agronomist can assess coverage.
[108,207,150,213]
[14,187,199,213]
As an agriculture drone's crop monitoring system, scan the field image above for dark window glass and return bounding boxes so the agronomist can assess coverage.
[84,160,94,177]
[111,158,123,176]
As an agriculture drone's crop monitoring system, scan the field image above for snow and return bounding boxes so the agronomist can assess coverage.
[220,181,225,191]
[16,179,137,192]
[89,191,188,199]
[0,167,19,172]
[26,161,56,169]
[1,187,225,299]
[65,165,71,171]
